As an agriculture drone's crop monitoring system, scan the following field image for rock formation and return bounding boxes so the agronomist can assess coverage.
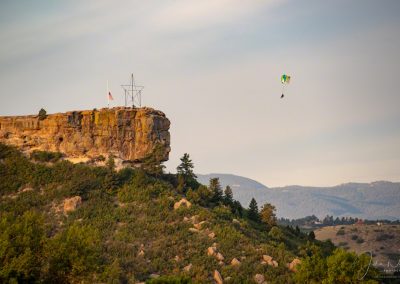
[63,196,82,213]
[0,107,170,164]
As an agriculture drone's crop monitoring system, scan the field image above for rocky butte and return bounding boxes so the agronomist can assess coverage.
[0,107,170,165]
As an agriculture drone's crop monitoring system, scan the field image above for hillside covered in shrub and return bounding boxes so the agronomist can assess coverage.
[0,143,380,283]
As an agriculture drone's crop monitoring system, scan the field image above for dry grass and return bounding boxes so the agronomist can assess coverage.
[315,224,400,270]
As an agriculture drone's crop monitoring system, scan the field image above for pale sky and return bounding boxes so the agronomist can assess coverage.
[1,0,399,187]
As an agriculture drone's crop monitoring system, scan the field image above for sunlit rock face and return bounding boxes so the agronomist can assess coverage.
[0,107,170,163]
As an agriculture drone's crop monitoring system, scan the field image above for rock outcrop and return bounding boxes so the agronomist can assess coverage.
[63,196,82,213]
[173,198,192,210]
[287,258,301,272]
[254,274,266,284]
[0,107,170,164]
[213,270,223,284]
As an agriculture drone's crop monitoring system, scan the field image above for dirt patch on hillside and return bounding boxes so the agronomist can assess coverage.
[315,224,400,271]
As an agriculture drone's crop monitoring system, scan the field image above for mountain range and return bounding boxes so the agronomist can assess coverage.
[197,174,400,220]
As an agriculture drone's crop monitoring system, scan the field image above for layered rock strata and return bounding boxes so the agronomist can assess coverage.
[0,107,170,163]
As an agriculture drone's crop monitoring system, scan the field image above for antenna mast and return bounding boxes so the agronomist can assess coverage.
[121,73,144,108]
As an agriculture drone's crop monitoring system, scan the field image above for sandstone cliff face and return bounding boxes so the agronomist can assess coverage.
[0,107,170,163]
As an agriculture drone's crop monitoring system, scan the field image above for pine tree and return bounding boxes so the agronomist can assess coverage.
[38,108,47,120]
[176,153,196,180]
[248,198,260,222]
[209,177,223,203]
[223,185,233,205]
[232,200,243,217]
[176,153,198,191]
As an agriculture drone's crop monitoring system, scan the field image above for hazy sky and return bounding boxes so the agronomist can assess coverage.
[1,0,399,187]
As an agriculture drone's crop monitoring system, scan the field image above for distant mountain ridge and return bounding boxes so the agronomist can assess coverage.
[196,174,400,220]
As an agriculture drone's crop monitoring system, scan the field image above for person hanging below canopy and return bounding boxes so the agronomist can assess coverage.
[280,74,291,98]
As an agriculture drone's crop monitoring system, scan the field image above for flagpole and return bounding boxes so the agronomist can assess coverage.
[107,80,109,108]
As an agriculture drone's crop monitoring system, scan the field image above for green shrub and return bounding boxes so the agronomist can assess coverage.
[212,205,233,221]
[0,211,46,283]
[38,108,47,120]
[376,233,394,241]
[356,237,364,244]
[269,226,284,241]
[336,229,345,236]
[296,249,380,283]
[31,150,63,163]
[44,223,101,282]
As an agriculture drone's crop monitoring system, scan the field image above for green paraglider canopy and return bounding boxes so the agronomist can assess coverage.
[281,74,291,84]
[280,74,291,98]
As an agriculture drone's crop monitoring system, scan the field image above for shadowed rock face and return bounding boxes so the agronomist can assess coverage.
[0,107,170,163]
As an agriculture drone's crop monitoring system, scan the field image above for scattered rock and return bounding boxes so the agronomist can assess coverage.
[193,223,202,230]
[218,260,224,266]
[183,263,192,272]
[262,255,277,267]
[63,196,82,213]
[138,245,145,257]
[208,232,216,239]
[216,252,225,261]
[174,198,192,210]
[288,258,301,272]
[149,274,160,279]
[188,228,199,233]
[174,255,181,262]
[254,274,266,284]
[191,215,199,224]
[21,187,34,193]
[231,258,241,266]
[225,277,232,281]
[207,246,217,256]
[262,255,273,263]
[214,270,223,284]
[232,218,240,224]
[183,216,190,222]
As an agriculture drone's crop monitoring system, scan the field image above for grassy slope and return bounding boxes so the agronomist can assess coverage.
[315,224,400,271]
[1,143,375,283]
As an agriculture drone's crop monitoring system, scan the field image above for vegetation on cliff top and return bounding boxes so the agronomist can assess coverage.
[0,143,380,283]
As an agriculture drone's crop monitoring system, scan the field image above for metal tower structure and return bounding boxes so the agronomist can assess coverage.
[121,74,144,108]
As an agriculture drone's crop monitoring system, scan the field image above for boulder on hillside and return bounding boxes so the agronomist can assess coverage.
[63,196,82,213]
[216,252,225,261]
[174,198,192,210]
[183,263,192,272]
[208,232,216,239]
[254,274,266,284]
[214,270,223,284]
[262,254,278,267]
[188,228,199,233]
[207,246,217,256]
[231,258,241,266]
[288,258,301,272]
